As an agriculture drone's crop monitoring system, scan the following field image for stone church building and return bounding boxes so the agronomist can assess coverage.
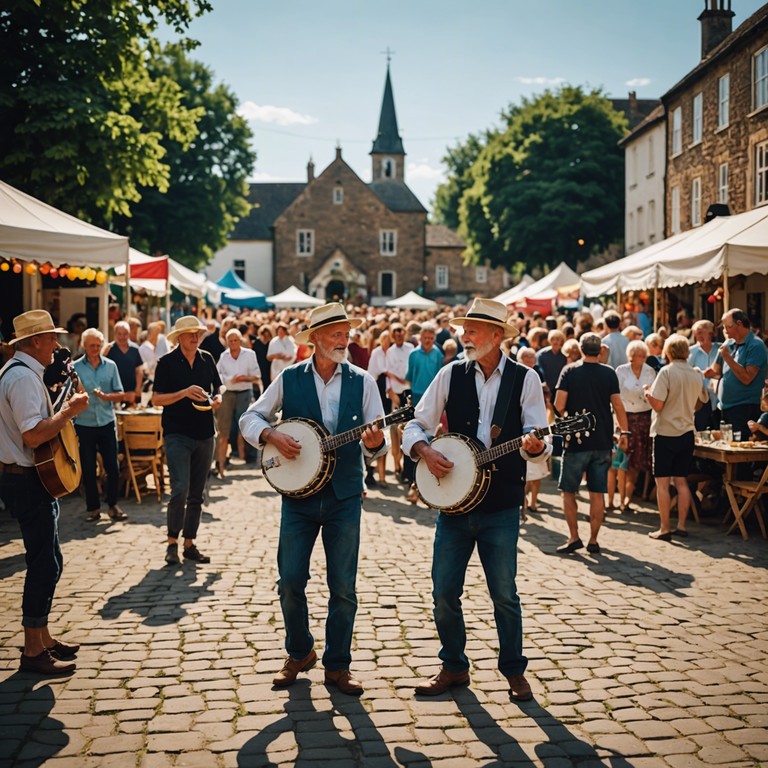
[207,67,509,305]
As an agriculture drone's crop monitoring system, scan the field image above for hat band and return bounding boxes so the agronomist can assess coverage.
[466,312,506,324]
[308,313,349,332]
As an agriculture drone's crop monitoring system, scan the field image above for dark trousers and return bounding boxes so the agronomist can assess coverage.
[165,433,214,540]
[0,472,62,627]
[76,422,120,511]
[722,403,761,441]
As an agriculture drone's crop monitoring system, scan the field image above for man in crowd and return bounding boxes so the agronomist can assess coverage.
[73,327,127,522]
[106,320,143,406]
[554,333,629,555]
[267,322,297,381]
[152,316,222,566]
[0,310,90,674]
[385,322,413,479]
[536,329,567,413]
[240,303,387,697]
[600,310,629,369]
[200,316,237,364]
[403,298,549,702]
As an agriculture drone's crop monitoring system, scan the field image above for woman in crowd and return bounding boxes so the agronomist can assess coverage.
[366,330,392,485]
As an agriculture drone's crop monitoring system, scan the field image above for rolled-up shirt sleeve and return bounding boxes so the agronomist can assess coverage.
[239,373,284,447]
[402,365,452,459]
[361,373,389,460]
[519,367,552,463]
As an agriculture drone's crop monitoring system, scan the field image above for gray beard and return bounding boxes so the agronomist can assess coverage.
[464,341,494,361]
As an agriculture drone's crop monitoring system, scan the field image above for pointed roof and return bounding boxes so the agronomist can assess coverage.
[371,66,404,155]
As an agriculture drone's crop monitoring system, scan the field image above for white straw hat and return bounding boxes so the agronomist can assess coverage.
[9,310,67,344]
[167,315,206,345]
[295,303,362,345]
[450,298,519,339]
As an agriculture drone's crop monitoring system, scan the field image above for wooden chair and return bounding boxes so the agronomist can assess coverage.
[725,472,768,539]
[121,414,165,503]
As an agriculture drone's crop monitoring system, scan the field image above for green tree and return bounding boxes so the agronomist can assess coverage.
[457,86,627,273]
[431,132,485,228]
[0,0,211,224]
[113,44,254,270]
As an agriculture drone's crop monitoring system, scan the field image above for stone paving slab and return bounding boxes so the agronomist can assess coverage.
[1,460,768,766]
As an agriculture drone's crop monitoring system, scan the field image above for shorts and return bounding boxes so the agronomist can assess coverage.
[652,432,694,478]
[558,450,611,494]
[611,446,629,471]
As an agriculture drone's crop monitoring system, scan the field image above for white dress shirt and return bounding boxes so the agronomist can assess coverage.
[385,342,414,394]
[402,355,551,463]
[268,335,297,380]
[217,347,261,392]
[615,362,655,413]
[367,345,388,381]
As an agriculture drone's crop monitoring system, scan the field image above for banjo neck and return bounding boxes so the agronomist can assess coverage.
[474,425,552,467]
[320,409,405,452]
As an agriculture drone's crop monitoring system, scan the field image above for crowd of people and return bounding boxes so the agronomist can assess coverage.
[1,295,767,689]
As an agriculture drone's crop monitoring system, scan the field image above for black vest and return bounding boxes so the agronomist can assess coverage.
[444,359,526,511]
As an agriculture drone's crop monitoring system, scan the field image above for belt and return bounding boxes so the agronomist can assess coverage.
[0,462,35,475]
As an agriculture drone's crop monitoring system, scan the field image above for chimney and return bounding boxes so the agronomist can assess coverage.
[307,157,314,182]
[699,0,734,59]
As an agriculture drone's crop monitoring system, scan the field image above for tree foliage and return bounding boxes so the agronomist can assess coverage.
[435,86,627,273]
[431,133,485,229]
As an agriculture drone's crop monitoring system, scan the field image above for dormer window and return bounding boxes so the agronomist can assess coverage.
[381,158,395,179]
[333,185,343,204]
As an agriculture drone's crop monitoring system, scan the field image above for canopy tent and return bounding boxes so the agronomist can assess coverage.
[498,263,581,314]
[0,179,128,267]
[267,285,324,308]
[580,207,768,300]
[385,290,438,310]
[216,268,268,309]
[492,274,534,305]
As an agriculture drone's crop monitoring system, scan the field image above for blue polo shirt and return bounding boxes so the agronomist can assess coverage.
[73,355,123,427]
[405,346,443,404]
[717,331,768,409]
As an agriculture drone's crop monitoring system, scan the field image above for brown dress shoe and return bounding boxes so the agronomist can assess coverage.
[272,649,317,687]
[324,669,363,696]
[507,674,533,701]
[414,668,470,696]
[20,649,76,676]
[47,640,80,659]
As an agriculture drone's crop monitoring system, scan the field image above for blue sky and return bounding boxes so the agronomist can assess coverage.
[180,0,766,211]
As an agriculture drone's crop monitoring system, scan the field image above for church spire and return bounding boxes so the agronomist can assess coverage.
[371,63,405,181]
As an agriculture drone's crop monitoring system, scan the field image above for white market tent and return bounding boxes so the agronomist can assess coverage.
[581,207,768,303]
[385,290,438,310]
[492,274,535,304]
[512,262,581,301]
[267,285,324,308]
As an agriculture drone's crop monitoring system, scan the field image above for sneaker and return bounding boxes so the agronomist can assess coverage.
[183,544,210,563]
[165,543,180,565]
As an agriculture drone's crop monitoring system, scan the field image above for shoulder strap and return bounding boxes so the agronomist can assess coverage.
[489,357,520,444]
[0,359,30,384]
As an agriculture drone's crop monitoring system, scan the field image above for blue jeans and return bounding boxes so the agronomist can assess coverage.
[277,486,362,670]
[432,507,527,677]
[76,422,120,510]
[164,433,214,540]
[0,473,62,627]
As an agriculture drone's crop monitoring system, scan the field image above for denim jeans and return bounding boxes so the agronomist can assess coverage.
[0,472,62,627]
[277,486,362,670]
[431,507,527,677]
[75,422,120,510]
[164,433,214,540]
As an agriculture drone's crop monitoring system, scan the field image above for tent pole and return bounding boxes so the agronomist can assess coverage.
[653,287,658,330]
[723,274,730,313]
[123,250,131,320]
[166,275,171,327]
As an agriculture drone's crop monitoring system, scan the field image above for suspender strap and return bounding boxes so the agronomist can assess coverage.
[489,357,519,444]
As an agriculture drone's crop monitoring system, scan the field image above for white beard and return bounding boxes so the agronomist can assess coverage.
[464,340,494,361]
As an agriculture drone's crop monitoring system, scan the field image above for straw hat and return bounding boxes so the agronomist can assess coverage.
[295,303,363,345]
[167,315,206,345]
[9,310,67,344]
[450,298,519,339]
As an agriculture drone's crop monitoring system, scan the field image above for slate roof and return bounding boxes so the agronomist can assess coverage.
[368,181,427,213]
[610,97,662,130]
[618,103,666,146]
[426,224,465,248]
[371,67,405,155]
[230,183,305,240]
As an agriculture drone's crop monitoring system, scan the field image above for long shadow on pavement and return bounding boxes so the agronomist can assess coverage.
[0,674,68,766]
[100,565,221,626]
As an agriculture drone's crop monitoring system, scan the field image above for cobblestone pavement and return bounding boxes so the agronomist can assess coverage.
[1,461,767,767]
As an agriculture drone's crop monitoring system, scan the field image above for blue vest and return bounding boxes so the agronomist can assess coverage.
[444,359,526,511]
[282,362,364,500]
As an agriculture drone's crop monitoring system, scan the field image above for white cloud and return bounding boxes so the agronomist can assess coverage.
[248,170,290,183]
[517,76,566,86]
[626,77,652,87]
[407,160,444,182]
[238,101,318,126]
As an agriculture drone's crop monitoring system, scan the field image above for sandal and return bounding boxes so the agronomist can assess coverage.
[406,484,420,505]
[108,506,128,521]
[85,511,101,522]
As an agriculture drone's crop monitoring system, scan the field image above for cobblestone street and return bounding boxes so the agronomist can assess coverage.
[1,462,767,767]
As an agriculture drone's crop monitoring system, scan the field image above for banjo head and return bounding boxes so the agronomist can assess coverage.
[262,419,326,495]
[415,434,483,512]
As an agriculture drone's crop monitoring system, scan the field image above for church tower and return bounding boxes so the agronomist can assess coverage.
[370,64,405,182]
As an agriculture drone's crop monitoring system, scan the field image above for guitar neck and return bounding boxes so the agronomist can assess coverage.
[475,425,552,466]
[321,412,396,451]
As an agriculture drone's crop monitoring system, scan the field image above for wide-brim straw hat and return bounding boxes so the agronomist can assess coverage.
[9,310,67,344]
[167,315,207,345]
[450,298,519,339]
[295,302,363,345]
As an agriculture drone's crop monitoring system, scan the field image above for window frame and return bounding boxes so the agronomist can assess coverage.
[435,265,449,290]
[379,229,397,256]
[671,107,682,156]
[718,162,729,205]
[333,186,343,205]
[296,229,314,257]
[691,177,702,227]
[756,140,768,205]
[718,74,730,129]
[475,266,488,284]
[692,93,703,145]
[379,270,396,298]
[671,186,681,234]
[755,47,768,110]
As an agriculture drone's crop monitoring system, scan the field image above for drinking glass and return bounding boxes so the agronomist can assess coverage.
[721,423,733,442]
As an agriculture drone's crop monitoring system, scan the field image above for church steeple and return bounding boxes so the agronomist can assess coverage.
[371,64,405,182]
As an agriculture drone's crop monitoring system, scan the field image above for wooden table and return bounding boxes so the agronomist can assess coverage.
[693,441,768,539]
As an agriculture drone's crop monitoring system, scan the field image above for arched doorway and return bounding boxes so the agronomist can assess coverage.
[325,279,345,301]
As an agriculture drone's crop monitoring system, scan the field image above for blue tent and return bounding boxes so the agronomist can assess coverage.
[215,269,269,309]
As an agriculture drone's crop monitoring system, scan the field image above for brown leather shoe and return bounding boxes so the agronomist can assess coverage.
[47,640,80,659]
[507,674,533,701]
[414,668,470,696]
[324,669,364,696]
[20,649,76,676]
[272,649,317,687]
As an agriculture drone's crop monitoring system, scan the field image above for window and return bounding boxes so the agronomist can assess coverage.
[692,93,703,145]
[647,135,654,175]
[380,229,397,255]
[379,271,395,298]
[755,48,768,109]
[435,265,449,290]
[671,107,682,156]
[648,200,656,243]
[296,229,314,256]
[333,186,343,204]
[718,74,730,128]
[691,177,702,226]
[718,163,729,204]
[628,212,635,248]
[756,141,768,204]
[381,158,395,178]
[233,258,246,281]
[636,206,644,247]
[671,186,681,234]
[475,266,488,284]
[629,146,638,188]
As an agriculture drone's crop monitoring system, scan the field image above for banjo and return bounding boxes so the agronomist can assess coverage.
[414,411,596,514]
[262,404,414,498]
